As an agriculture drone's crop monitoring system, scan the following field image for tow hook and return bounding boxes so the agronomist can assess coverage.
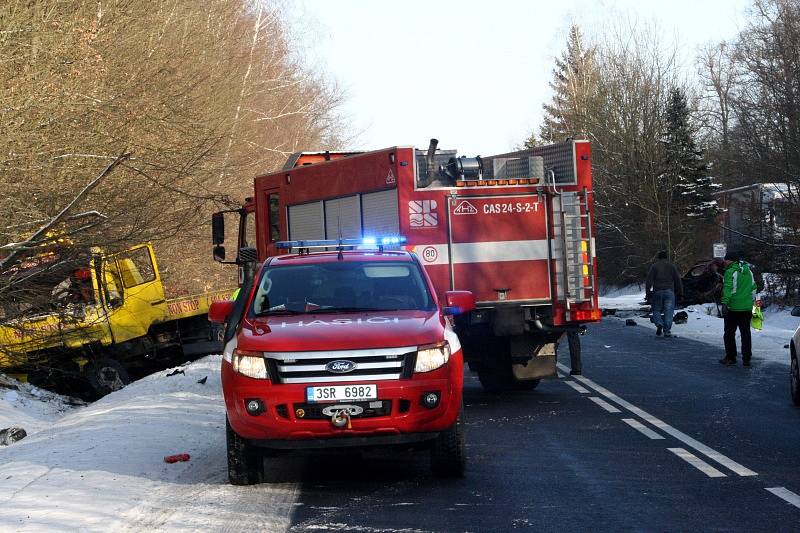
[331,409,352,429]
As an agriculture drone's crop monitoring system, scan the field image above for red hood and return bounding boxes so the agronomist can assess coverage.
[237,310,444,352]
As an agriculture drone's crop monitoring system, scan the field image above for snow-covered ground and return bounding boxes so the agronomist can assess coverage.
[0,377,78,438]
[600,289,799,365]
[0,356,299,532]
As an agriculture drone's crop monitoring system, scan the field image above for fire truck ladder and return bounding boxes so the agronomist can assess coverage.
[555,188,595,314]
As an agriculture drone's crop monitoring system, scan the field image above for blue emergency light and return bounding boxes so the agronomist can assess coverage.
[275,236,406,251]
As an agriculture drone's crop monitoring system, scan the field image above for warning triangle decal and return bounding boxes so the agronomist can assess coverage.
[453,200,478,215]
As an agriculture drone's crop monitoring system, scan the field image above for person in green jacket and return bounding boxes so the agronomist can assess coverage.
[719,250,756,367]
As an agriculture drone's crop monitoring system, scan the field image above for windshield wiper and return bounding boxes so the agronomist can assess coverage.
[254,309,305,316]
[311,307,402,313]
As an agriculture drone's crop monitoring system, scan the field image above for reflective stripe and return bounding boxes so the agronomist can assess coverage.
[732,270,739,294]
[417,240,548,266]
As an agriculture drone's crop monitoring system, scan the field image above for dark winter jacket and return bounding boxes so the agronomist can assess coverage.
[721,261,756,311]
[645,259,683,297]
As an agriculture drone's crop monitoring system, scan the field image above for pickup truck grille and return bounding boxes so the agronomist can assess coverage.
[265,346,417,384]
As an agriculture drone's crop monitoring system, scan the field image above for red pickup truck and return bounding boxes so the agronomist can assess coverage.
[209,239,475,485]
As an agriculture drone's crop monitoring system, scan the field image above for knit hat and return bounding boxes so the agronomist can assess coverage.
[724,249,743,261]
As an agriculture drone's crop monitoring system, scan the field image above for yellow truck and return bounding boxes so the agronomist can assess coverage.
[0,243,230,397]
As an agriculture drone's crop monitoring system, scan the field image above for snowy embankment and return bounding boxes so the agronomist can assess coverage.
[0,377,78,439]
[0,356,298,532]
[599,287,798,365]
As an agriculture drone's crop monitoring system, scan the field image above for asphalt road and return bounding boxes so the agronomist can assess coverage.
[268,318,800,532]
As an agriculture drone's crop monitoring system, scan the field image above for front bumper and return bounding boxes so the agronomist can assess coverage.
[222,351,463,444]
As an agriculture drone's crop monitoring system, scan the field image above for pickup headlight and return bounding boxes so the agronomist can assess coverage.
[414,341,451,373]
[232,349,268,379]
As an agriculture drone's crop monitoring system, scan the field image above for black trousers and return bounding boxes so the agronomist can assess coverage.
[724,310,752,361]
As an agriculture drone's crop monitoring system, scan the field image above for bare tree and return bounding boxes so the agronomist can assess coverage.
[0,0,348,305]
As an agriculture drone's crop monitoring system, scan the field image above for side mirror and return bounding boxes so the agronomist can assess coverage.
[213,245,226,262]
[791,306,800,318]
[208,300,235,324]
[443,290,476,316]
[212,212,225,245]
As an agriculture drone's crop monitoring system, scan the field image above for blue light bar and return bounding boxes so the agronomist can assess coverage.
[275,236,406,251]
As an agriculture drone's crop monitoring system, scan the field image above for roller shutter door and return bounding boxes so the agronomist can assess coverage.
[362,189,399,236]
[288,201,324,240]
[324,195,361,239]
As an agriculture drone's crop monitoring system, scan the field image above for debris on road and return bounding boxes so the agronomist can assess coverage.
[163,453,191,463]
[625,319,637,326]
[166,368,185,377]
[0,426,27,445]
[197,376,208,385]
[673,311,689,324]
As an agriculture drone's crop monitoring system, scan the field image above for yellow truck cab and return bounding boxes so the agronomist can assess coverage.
[0,243,230,397]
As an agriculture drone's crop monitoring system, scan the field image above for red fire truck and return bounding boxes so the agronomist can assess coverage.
[212,139,600,393]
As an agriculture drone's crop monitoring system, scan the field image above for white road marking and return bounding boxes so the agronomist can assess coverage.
[622,418,664,439]
[557,362,758,477]
[766,487,800,509]
[668,448,727,478]
[563,380,590,393]
[588,396,621,413]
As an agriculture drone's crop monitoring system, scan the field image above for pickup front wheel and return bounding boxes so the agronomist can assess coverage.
[226,417,264,485]
[430,410,466,478]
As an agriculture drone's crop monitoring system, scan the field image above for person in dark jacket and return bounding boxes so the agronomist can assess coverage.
[645,250,683,338]
[719,250,757,367]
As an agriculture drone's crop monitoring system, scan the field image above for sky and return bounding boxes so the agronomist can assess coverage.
[290,0,751,156]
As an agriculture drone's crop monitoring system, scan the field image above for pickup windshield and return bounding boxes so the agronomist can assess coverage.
[251,260,435,316]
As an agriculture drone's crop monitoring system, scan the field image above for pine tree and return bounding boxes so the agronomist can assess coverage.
[662,88,720,219]
[538,25,597,144]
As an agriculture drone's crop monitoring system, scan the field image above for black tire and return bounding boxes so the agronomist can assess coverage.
[513,379,540,391]
[791,352,800,406]
[430,411,466,478]
[226,417,264,485]
[477,364,514,393]
[85,358,130,397]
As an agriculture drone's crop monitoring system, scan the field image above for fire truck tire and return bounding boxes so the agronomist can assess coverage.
[226,417,264,485]
[85,358,130,397]
[513,379,540,391]
[476,364,515,393]
[430,411,466,478]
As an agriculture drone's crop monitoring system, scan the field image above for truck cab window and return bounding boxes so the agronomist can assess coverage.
[268,194,280,242]
[116,247,156,288]
[103,261,124,308]
[243,211,257,248]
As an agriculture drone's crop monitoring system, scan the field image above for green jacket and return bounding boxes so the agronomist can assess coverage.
[721,261,756,311]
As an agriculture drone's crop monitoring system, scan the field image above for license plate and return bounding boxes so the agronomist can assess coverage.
[306,384,377,403]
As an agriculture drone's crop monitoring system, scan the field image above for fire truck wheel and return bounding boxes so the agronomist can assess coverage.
[85,358,130,397]
[513,379,540,391]
[476,364,515,393]
[226,417,264,485]
[430,411,466,478]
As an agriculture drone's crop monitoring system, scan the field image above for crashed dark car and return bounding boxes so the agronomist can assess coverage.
[679,259,764,306]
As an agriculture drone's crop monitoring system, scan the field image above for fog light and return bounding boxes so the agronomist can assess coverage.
[421,391,440,409]
[245,398,265,416]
